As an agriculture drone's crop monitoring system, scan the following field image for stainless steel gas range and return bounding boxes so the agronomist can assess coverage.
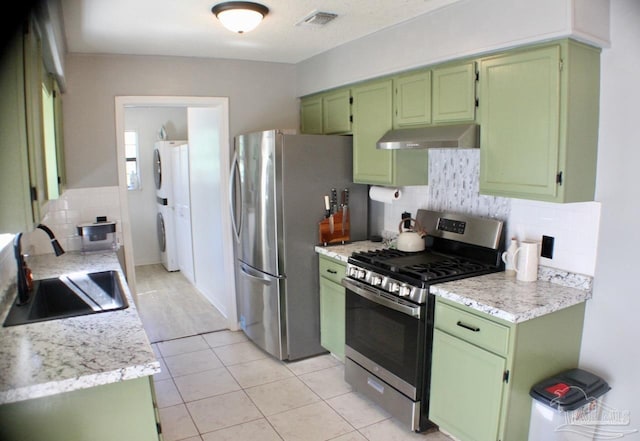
[341,209,504,432]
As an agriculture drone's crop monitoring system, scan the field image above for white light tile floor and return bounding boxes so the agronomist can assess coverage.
[135,264,227,342]
[152,331,453,441]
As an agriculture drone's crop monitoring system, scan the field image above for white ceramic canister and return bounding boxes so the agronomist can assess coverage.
[513,240,539,282]
[501,238,518,273]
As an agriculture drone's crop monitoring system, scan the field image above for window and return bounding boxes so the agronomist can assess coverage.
[125,130,140,190]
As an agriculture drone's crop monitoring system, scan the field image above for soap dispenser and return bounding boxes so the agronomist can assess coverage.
[502,238,518,273]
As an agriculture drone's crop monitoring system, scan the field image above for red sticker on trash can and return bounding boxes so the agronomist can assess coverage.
[545,383,570,397]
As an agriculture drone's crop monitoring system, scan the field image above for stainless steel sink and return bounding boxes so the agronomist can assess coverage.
[3,271,129,327]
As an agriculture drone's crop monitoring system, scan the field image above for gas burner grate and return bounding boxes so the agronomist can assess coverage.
[400,259,491,281]
[351,249,410,264]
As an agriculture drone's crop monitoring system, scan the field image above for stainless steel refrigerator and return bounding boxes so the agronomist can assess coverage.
[230,129,368,361]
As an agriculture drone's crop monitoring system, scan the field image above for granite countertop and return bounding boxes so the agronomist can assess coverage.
[0,251,159,405]
[430,270,592,324]
[315,241,592,324]
[315,240,387,263]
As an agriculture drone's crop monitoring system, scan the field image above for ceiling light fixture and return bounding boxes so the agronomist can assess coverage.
[211,2,269,34]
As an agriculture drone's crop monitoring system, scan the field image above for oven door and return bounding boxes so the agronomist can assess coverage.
[342,277,426,400]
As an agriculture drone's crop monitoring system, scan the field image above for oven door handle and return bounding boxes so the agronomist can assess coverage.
[342,278,422,319]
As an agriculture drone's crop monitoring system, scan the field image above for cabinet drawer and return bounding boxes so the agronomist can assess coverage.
[319,256,346,284]
[435,301,510,356]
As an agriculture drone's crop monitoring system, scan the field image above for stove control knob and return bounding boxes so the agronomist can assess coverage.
[399,286,411,297]
[370,275,382,286]
[356,269,366,279]
[389,282,400,293]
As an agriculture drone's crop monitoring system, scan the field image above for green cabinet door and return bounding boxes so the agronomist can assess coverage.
[319,277,346,360]
[323,88,352,134]
[352,79,429,186]
[479,45,561,200]
[429,329,506,441]
[394,70,431,127]
[0,30,33,232]
[432,62,476,123]
[352,79,395,185]
[319,255,346,360]
[300,95,323,134]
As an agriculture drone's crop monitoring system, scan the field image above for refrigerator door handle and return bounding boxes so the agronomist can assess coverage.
[229,150,242,243]
[240,264,277,285]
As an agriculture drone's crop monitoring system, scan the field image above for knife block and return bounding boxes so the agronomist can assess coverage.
[318,211,350,246]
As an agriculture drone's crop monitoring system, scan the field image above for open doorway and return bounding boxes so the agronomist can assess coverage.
[114,96,238,335]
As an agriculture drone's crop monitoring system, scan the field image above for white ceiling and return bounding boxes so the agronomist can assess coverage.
[61,0,462,64]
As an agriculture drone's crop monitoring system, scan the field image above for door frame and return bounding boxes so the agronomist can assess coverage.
[114,96,237,330]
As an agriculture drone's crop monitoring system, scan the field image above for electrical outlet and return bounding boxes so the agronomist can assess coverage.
[402,212,411,229]
[541,235,555,259]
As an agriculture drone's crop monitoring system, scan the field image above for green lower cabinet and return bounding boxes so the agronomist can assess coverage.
[318,255,347,361]
[430,329,505,441]
[429,297,586,441]
[0,377,160,441]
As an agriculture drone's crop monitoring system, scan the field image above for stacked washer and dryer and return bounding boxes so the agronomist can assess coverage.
[153,140,186,272]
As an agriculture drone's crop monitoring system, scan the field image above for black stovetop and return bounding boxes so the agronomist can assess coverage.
[349,245,502,285]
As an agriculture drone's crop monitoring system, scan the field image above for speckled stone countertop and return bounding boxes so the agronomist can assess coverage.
[315,241,592,324]
[0,251,159,405]
[315,240,387,263]
[430,271,592,324]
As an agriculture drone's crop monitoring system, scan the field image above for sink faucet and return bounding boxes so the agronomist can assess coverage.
[37,224,65,257]
[14,224,65,305]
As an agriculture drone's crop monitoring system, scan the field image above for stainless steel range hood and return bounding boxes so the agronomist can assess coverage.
[376,123,479,150]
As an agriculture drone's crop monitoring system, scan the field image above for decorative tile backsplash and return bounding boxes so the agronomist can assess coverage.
[383,149,510,231]
[428,149,511,220]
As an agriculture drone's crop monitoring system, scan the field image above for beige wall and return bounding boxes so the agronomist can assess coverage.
[62,54,298,188]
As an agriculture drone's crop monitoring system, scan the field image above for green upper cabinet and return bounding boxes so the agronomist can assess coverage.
[394,70,431,128]
[0,30,33,233]
[300,95,323,134]
[301,88,352,135]
[479,40,600,202]
[432,61,477,123]
[352,79,394,185]
[352,79,429,186]
[323,88,352,134]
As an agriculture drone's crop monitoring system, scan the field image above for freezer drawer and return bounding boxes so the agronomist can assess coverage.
[236,261,286,360]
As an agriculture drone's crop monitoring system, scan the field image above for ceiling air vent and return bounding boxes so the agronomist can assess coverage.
[297,11,338,27]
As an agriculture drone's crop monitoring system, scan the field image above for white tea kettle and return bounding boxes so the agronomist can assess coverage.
[397,218,426,252]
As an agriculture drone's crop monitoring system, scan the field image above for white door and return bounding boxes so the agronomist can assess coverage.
[172,144,195,283]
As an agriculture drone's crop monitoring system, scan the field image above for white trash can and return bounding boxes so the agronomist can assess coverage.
[528,368,610,441]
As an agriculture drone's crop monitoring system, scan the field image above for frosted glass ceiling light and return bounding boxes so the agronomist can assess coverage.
[211,2,269,34]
